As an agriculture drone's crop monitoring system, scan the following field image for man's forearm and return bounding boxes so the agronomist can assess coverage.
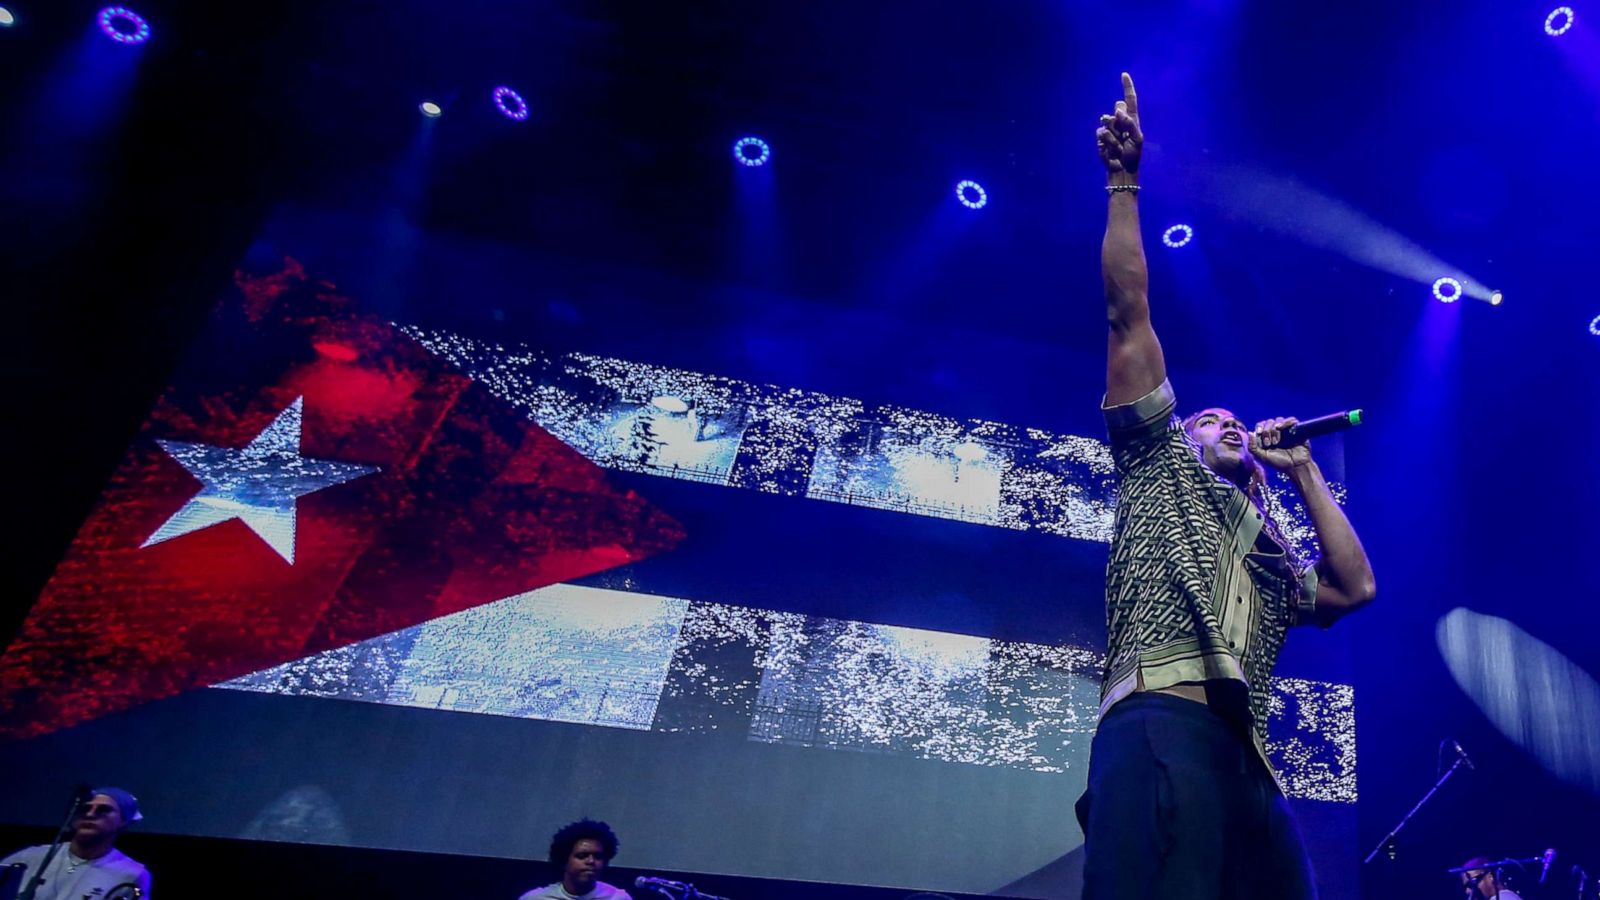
[1102,172,1149,328]
[1290,460,1376,604]
[1097,74,1165,405]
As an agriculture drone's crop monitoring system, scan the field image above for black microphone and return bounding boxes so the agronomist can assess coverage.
[634,876,729,900]
[66,784,95,818]
[1539,848,1556,885]
[1274,410,1364,448]
[636,876,691,893]
[1450,740,1475,771]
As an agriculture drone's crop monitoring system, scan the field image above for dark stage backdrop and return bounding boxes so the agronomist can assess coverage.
[0,213,1360,898]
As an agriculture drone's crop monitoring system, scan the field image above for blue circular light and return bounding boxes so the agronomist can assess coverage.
[733,136,770,167]
[0,7,16,27]
[492,86,529,121]
[419,100,443,118]
[1546,6,1574,35]
[955,180,987,209]
[97,6,149,43]
[1589,314,1600,336]
[1432,277,1463,303]
[1162,224,1194,248]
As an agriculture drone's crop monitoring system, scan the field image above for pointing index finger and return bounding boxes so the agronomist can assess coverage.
[1121,72,1138,119]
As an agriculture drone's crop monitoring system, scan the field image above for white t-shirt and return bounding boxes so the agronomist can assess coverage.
[518,880,629,900]
[0,844,152,899]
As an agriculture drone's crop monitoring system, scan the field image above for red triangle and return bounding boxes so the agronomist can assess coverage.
[0,259,685,739]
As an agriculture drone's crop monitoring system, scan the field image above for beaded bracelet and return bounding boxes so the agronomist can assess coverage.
[1106,183,1141,194]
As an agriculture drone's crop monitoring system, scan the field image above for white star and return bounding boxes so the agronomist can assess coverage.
[142,397,379,564]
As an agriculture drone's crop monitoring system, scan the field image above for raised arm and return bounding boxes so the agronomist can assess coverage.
[1097,73,1167,407]
[1252,417,1378,625]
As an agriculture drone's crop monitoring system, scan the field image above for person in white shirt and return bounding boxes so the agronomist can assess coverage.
[518,818,628,900]
[1460,856,1525,900]
[2,787,153,899]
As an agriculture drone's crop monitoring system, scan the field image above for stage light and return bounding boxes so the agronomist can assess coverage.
[1162,224,1194,248]
[732,136,770,167]
[1488,290,1504,306]
[97,6,150,44]
[1545,6,1574,35]
[1438,608,1600,796]
[492,86,529,121]
[954,180,987,209]
[1432,278,1461,302]
[0,7,16,27]
[1198,165,1490,309]
[1589,314,1600,336]
[419,100,443,118]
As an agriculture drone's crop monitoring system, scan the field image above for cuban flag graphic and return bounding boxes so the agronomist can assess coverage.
[0,259,684,739]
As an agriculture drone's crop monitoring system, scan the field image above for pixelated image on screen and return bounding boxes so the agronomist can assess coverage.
[0,259,1360,898]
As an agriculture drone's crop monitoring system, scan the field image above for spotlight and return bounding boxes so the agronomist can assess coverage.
[1545,6,1574,35]
[732,136,770,167]
[0,7,15,27]
[1432,277,1463,303]
[1162,224,1194,248]
[97,6,149,44]
[1488,290,1504,306]
[492,86,529,121]
[954,180,987,209]
[1589,314,1600,336]
[418,100,443,118]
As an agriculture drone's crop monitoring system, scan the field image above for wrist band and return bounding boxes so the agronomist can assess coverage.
[1106,183,1141,194]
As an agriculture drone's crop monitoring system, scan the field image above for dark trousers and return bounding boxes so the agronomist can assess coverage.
[1074,692,1317,900]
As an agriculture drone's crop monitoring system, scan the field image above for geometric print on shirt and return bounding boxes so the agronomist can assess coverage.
[1099,379,1319,778]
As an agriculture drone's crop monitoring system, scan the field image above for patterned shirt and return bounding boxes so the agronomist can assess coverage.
[1100,379,1318,771]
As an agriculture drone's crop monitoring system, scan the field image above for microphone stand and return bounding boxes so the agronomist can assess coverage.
[1363,751,1471,864]
[17,788,87,900]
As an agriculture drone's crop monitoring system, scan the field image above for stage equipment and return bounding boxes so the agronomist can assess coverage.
[1363,739,1473,864]
[636,875,732,900]
[732,137,770,167]
[954,180,986,209]
[16,786,94,900]
[1546,6,1575,36]
[97,7,149,43]
[493,86,529,121]
[1274,409,1364,448]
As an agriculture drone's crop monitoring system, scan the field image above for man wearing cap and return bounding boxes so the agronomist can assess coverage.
[1460,856,1525,900]
[2,787,153,899]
